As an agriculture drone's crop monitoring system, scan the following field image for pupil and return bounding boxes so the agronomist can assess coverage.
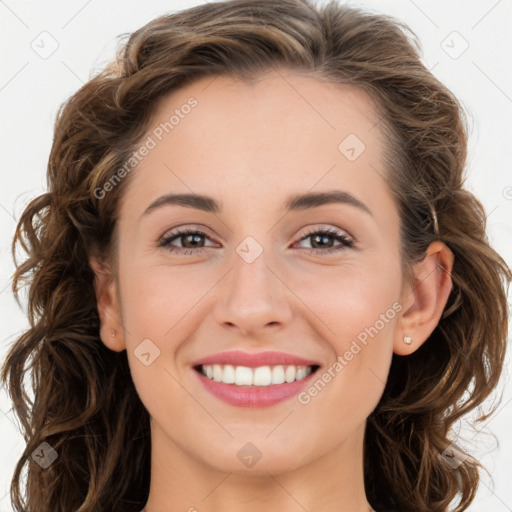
[312,234,332,248]
[184,234,203,248]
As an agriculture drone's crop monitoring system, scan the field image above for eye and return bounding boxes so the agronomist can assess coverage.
[158,227,218,254]
[294,227,354,254]
[158,226,354,256]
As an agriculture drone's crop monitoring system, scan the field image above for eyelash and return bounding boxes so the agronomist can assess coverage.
[158,226,354,256]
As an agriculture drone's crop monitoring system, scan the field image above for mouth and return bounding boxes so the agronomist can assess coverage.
[191,350,322,407]
[193,363,321,387]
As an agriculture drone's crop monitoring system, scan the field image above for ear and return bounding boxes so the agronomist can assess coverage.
[394,241,454,356]
[89,256,126,352]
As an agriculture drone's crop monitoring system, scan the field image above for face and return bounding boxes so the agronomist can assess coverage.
[106,71,407,474]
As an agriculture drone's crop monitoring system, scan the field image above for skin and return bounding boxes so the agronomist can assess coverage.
[90,70,454,512]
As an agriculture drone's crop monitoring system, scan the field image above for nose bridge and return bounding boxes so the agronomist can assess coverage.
[213,236,293,333]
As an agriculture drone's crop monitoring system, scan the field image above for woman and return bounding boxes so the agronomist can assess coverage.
[2,0,510,511]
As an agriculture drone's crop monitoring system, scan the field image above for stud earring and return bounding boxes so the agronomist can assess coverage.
[111,329,117,338]
[403,334,412,345]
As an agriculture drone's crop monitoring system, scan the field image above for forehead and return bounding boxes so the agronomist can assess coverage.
[121,71,393,219]
[145,71,383,162]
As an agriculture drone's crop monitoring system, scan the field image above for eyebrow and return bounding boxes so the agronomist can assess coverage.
[141,190,373,218]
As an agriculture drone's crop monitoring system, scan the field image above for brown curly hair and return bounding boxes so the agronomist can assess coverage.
[2,0,510,511]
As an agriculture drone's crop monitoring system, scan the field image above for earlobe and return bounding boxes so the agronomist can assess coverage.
[394,241,454,356]
[89,256,126,352]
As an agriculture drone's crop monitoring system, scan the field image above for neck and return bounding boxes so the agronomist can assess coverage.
[142,419,373,512]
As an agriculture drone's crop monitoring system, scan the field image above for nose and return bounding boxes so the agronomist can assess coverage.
[213,246,293,337]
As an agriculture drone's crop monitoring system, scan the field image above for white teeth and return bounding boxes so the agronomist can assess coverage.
[253,366,272,386]
[235,366,253,386]
[213,364,223,382]
[200,364,314,386]
[223,364,235,384]
[271,365,285,384]
[285,365,296,383]
[296,367,308,380]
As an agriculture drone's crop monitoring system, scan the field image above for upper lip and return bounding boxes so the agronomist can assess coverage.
[192,350,321,368]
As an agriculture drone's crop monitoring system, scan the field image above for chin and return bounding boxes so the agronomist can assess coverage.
[208,454,306,476]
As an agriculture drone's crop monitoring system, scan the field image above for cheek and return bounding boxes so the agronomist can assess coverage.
[294,259,401,400]
[297,258,402,339]
[116,261,197,382]
[120,262,212,335]
[118,266,200,425]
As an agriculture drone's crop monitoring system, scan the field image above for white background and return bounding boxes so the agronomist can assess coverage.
[1,1,511,511]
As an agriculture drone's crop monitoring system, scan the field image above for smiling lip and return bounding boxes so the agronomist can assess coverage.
[191,350,320,368]
[194,369,318,408]
[191,350,321,408]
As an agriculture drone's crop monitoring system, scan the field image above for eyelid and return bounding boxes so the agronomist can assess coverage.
[296,224,353,241]
[158,225,219,247]
[293,225,355,250]
[160,224,218,241]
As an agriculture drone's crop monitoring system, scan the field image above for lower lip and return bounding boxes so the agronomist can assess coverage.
[193,368,318,408]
